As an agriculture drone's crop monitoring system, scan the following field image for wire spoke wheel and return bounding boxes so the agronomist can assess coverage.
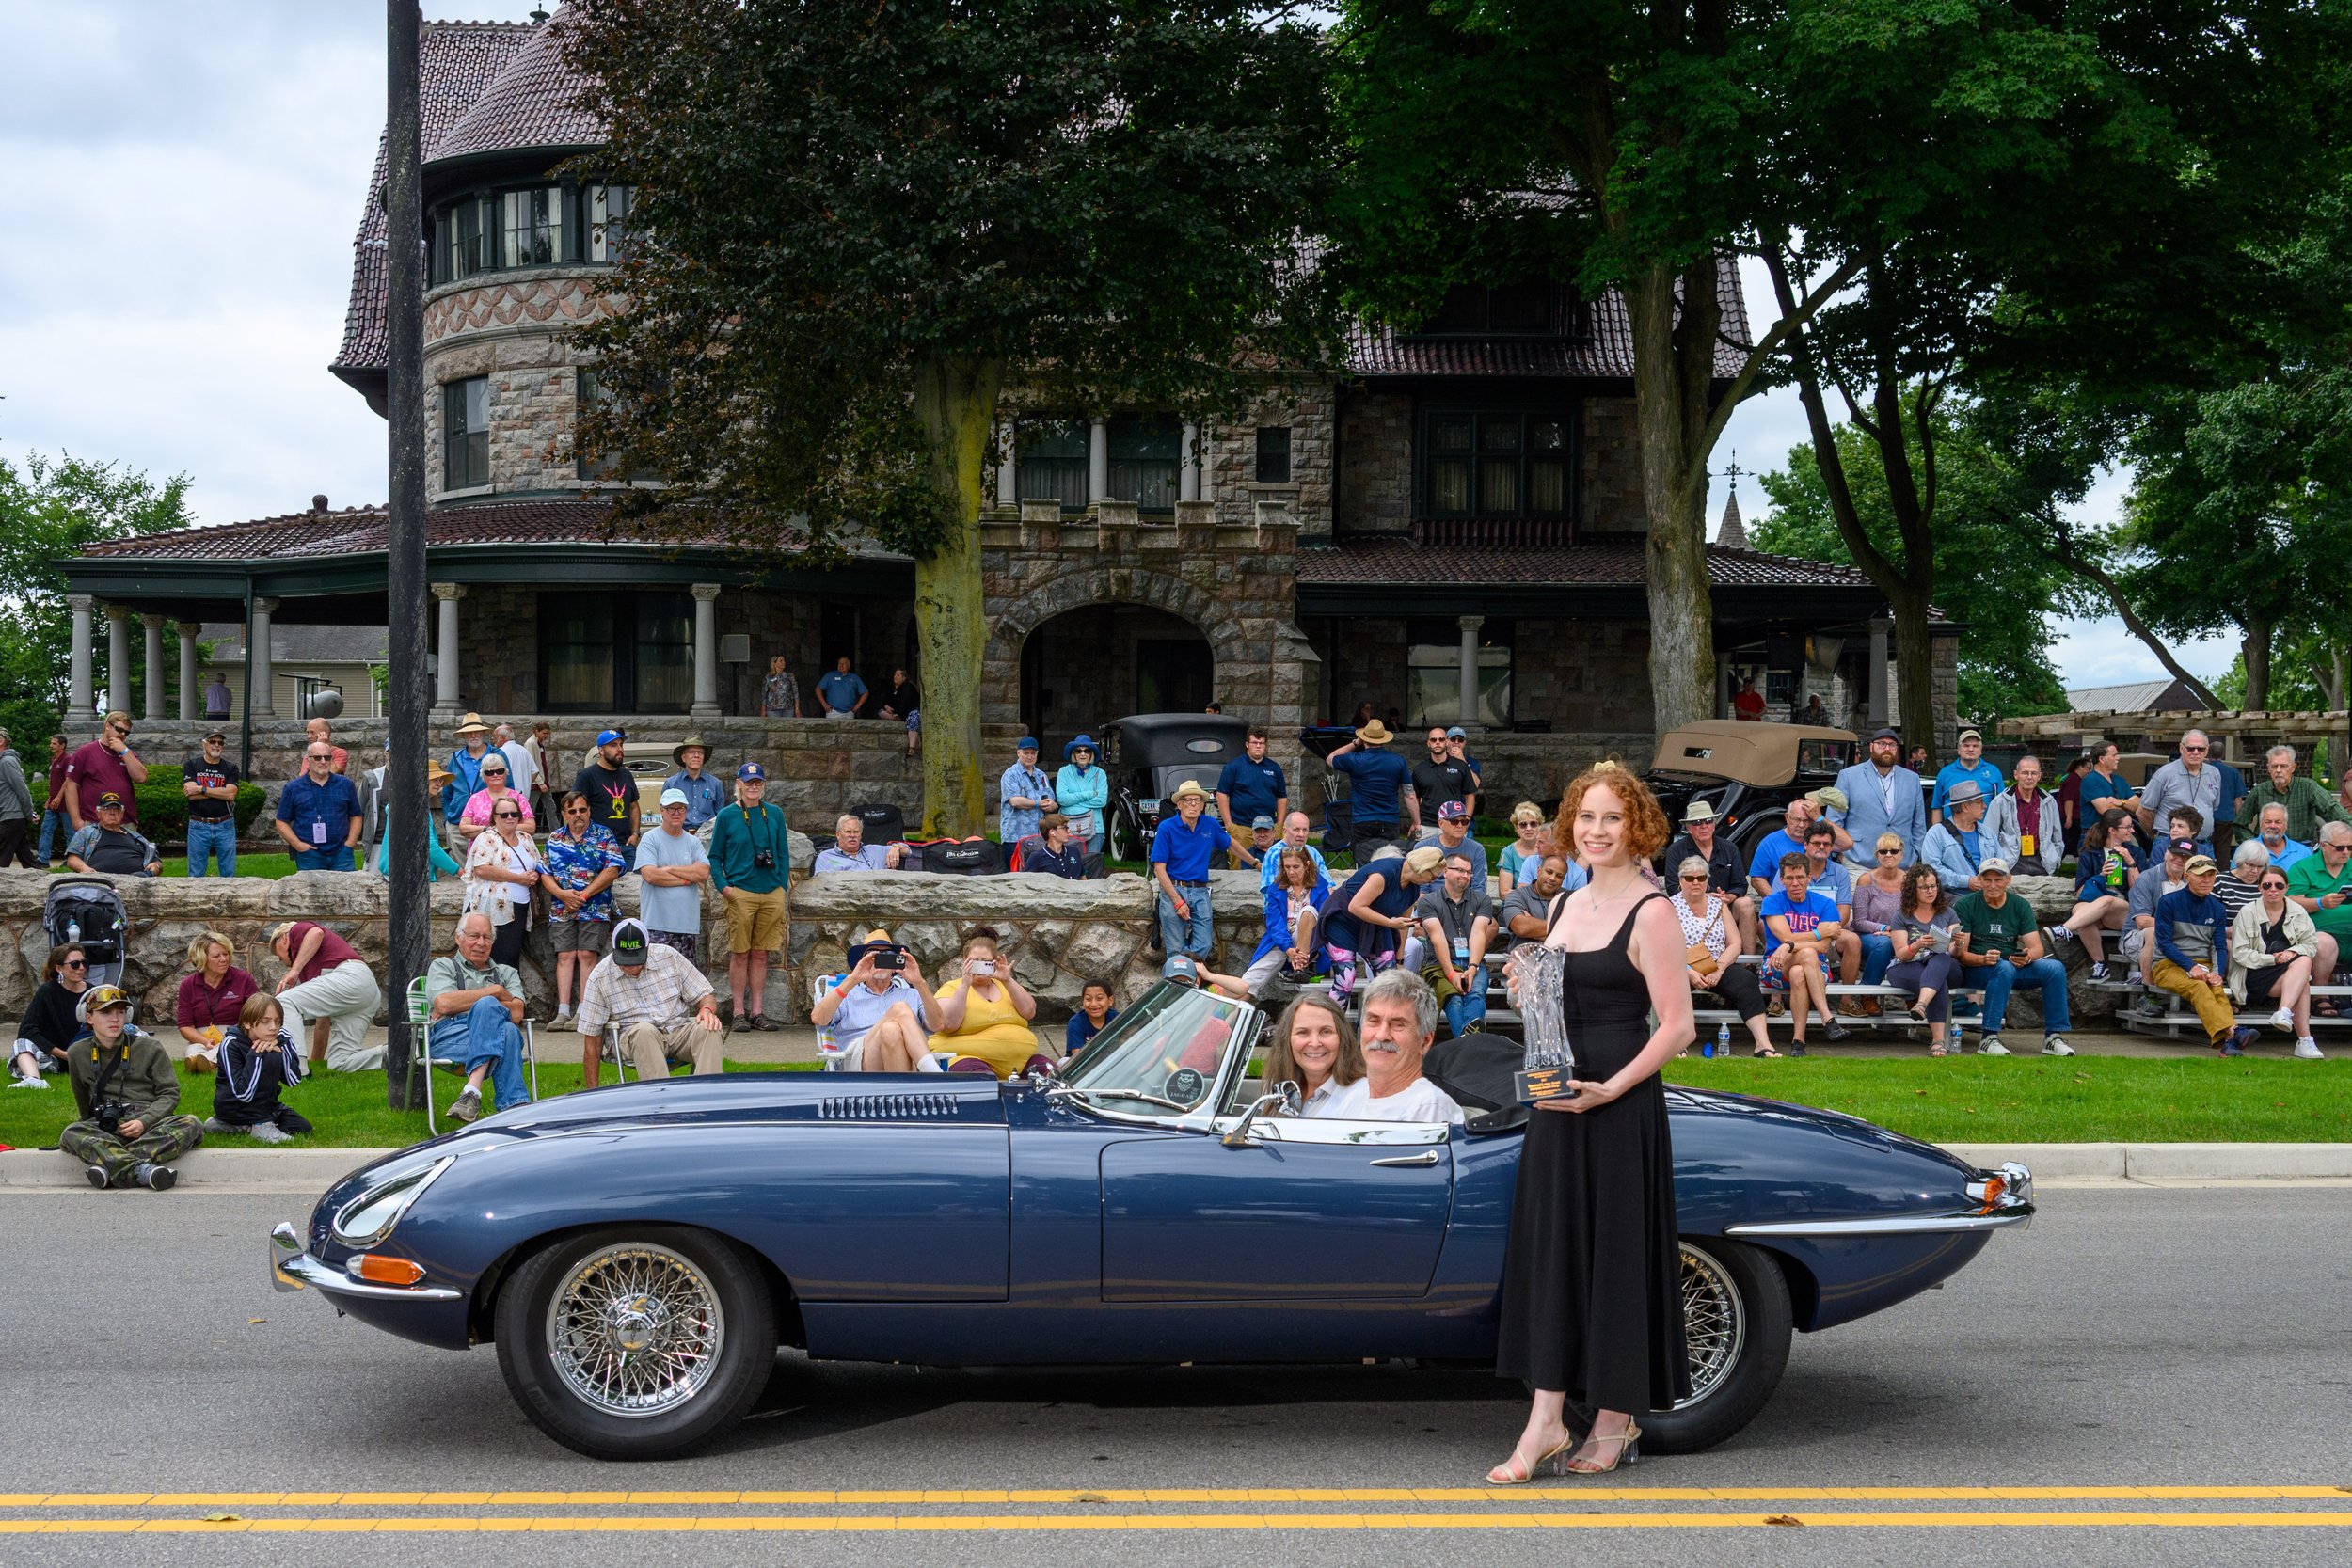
[1674,1242,1747,1411]
[546,1242,725,1418]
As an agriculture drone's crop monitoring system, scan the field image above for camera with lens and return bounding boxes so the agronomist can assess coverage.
[92,1101,135,1136]
[752,849,776,871]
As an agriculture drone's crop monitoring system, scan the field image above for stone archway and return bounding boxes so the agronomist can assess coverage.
[984,564,1277,736]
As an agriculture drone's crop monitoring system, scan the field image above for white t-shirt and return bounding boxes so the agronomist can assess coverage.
[499,740,538,799]
[1313,1075,1465,1125]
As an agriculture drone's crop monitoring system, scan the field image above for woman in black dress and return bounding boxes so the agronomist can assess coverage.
[1488,764,1694,1481]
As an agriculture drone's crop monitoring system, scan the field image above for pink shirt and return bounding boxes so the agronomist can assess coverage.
[461,787,527,828]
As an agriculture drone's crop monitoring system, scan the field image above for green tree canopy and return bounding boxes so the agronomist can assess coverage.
[564,0,1336,832]
[0,452,194,748]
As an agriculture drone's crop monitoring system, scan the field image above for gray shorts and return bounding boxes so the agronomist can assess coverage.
[549,915,612,956]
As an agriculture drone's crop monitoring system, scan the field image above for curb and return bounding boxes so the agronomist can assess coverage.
[8,1143,2352,1193]
[0,1147,390,1192]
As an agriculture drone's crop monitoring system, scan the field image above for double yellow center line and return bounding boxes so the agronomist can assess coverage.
[4,1486,2347,1535]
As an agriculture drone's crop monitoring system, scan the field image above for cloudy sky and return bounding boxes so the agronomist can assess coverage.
[0,1,2228,694]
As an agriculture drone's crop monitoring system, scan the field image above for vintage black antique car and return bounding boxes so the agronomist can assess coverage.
[1100,713,1258,861]
[1644,721,1862,868]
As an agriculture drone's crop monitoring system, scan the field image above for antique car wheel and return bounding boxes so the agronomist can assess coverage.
[1107,804,1141,863]
[1639,1238,1792,1455]
[495,1225,776,1460]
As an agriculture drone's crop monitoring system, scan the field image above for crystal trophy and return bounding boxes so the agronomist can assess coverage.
[1506,944,1577,1103]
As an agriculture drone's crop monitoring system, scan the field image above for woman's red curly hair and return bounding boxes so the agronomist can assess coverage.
[1553,761,1671,862]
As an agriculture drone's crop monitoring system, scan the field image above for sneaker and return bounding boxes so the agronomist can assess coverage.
[1979,1034,2011,1055]
[1822,1020,1851,1042]
[2040,1035,2075,1057]
[1787,1039,1807,1057]
[550,1006,575,1028]
[2048,924,2075,944]
[2221,1028,2253,1057]
[2088,962,2111,983]
[135,1163,176,1192]
[84,1164,110,1189]
[449,1085,483,1123]
[2270,1007,2296,1033]
[2295,1037,2325,1060]
[202,1116,234,1134]
[8,1073,48,1090]
[247,1121,294,1145]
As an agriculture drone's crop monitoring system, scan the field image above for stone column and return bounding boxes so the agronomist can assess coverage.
[1715,654,1733,719]
[67,594,95,719]
[103,605,130,720]
[247,598,278,717]
[1180,420,1201,502]
[176,622,202,721]
[140,613,167,720]
[431,583,465,717]
[1867,615,1892,726]
[691,582,723,721]
[1457,615,1484,732]
[995,417,1018,508]
[1087,416,1109,506]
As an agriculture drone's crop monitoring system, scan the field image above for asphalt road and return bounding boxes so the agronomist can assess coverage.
[4,1186,2350,1565]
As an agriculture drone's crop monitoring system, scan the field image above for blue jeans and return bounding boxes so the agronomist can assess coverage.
[1859,932,1895,985]
[1442,972,1488,1037]
[292,845,355,872]
[429,998,529,1112]
[37,808,70,865]
[1159,880,1212,958]
[1979,956,2071,1036]
[185,817,238,877]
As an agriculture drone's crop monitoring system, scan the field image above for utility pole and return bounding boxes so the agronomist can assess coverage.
[384,0,428,1108]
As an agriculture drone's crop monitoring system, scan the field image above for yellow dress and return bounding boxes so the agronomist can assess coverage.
[936,977,1039,1076]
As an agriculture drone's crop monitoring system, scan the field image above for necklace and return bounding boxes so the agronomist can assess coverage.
[1582,872,1647,907]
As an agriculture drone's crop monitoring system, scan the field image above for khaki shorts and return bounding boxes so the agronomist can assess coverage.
[548,915,612,956]
[723,886,788,955]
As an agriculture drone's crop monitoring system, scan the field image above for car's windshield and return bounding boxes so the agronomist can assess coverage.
[1059,983,1251,1113]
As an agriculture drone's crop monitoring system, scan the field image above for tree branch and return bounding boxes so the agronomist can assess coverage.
[2037,515,2222,708]
[1695,245,1875,468]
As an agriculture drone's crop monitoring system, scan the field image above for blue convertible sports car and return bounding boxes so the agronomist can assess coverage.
[268,981,2033,1461]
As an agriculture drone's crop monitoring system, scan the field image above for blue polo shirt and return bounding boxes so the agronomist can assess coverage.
[1932,758,2003,815]
[1746,828,1808,885]
[1332,750,1411,830]
[1151,812,1232,882]
[276,772,359,849]
[1216,754,1288,825]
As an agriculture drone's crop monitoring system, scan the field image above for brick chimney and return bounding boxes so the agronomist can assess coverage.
[312,494,329,513]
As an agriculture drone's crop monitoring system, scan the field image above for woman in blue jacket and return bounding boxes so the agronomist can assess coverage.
[1056,736,1111,857]
[1243,845,1328,996]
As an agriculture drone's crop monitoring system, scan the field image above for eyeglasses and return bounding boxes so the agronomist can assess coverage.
[2261,880,2288,891]
[1877,847,1903,854]
[2183,745,2207,752]
[493,810,522,820]
[306,752,331,761]
[60,959,87,970]
[1679,873,1707,881]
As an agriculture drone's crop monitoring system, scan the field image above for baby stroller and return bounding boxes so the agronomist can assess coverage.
[46,876,131,992]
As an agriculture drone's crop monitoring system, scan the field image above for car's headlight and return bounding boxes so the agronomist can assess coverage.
[330,1153,457,1246]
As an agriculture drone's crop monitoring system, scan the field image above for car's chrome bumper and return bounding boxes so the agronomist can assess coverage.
[268,1221,463,1301]
[1725,1160,2035,1238]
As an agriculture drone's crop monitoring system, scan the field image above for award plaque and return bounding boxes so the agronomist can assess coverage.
[1506,944,1577,1103]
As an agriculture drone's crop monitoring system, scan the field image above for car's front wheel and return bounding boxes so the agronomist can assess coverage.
[1639,1238,1793,1455]
[1106,803,1142,863]
[495,1225,776,1460]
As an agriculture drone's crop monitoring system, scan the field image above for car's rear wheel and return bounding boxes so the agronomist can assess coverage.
[1639,1238,1792,1455]
[495,1225,775,1460]
[1107,803,1141,863]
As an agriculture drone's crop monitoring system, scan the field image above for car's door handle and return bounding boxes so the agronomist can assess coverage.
[1368,1149,1441,1166]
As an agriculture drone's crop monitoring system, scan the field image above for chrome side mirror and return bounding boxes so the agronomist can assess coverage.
[1221,1080,1302,1148]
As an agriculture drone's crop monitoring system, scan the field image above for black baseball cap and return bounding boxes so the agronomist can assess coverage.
[2167,836,2199,859]
[612,919,649,966]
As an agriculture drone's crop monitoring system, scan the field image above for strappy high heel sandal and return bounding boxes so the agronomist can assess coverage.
[1558,1422,1642,1476]
[1486,1432,1574,1485]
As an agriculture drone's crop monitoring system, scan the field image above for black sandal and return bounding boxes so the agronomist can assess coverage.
[1751,1043,1781,1058]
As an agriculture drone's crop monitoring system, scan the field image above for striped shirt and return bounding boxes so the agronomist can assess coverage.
[575,943,713,1036]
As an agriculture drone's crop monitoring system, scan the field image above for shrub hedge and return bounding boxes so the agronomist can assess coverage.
[41,766,270,846]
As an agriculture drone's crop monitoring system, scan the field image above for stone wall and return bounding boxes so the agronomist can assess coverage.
[1581,397,1645,535]
[1204,382,1336,539]
[1335,388,1413,536]
[421,269,619,501]
[0,865,1273,1035]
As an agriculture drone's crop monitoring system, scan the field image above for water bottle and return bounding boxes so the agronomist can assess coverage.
[1708,1022,1728,1059]
[66,918,80,945]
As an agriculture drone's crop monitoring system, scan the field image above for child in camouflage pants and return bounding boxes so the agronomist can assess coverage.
[60,986,203,1191]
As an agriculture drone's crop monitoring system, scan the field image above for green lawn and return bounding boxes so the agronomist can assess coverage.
[43,853,302,879]
[1663,1054,2352,1144]
[0,1058,816,1152]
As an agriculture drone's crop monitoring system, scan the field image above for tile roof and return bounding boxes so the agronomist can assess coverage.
[330,19,538,379]
[79,499,648,562]
[430,5,604,163]
[1344,264,1750,381]
[1295,538,1884,593]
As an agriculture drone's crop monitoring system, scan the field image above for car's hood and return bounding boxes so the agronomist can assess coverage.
[1668,1085,1982,1179]
[471,1070,1010,1137]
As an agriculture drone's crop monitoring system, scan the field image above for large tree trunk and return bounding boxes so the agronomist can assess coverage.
[1887,589,1939,768]
[1625,262,1719,736]
[2242,609,2272,711]
[910,355,1004,838]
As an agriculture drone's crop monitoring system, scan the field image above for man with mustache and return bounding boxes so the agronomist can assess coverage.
[1313,968,1464,1123]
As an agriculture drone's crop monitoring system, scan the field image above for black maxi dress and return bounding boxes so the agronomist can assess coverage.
[1494,894,1691,1414]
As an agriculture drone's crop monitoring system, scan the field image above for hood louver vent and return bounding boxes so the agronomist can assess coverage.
[818,1093,962,1120]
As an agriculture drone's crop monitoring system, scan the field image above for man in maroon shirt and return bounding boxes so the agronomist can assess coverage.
[63,711,149,827]
[267,919,383,1071]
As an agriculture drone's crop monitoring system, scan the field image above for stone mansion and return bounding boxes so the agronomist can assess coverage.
[62,9,1947,819]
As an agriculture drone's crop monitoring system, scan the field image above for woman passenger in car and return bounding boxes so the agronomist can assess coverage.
[932,928,1051,1077]
[1260,991,1363,1115]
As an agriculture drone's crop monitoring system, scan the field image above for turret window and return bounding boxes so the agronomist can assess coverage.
[442,377,491,490]
[429,182,635,285]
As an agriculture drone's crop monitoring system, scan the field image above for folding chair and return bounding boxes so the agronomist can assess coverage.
[812,974,849,1069]
[405,976,539,1134]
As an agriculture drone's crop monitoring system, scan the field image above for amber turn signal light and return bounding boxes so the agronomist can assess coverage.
[347,1254,427,1286]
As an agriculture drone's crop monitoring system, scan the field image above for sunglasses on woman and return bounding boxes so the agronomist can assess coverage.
[61,958,87,970]
[494,810,522,820]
